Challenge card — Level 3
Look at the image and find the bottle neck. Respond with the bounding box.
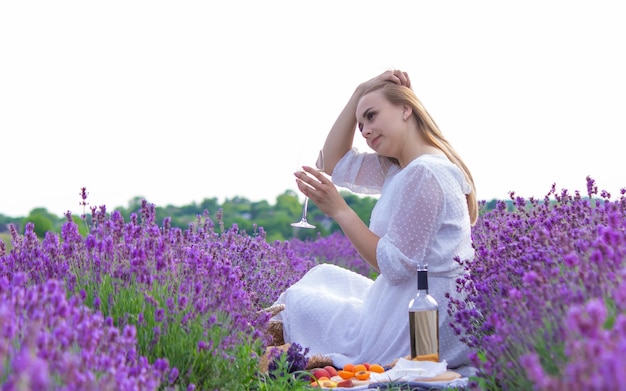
[417,269,428,293]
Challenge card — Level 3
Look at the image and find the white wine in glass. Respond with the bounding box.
[291,149,324,229]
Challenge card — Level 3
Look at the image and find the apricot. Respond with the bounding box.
[352,364,367,373]
[337,370,354,380]
[354,370,370,380]
[369,363,385,373]
[343,363,355,373]
[320,380,337,388]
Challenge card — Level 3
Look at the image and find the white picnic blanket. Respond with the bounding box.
[370,358,448,382]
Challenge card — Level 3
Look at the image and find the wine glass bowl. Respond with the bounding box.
[291,150,324,229]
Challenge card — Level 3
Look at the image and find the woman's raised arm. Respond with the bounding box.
[321,70,411,175]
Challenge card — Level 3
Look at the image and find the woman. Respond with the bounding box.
[273,70,477,369]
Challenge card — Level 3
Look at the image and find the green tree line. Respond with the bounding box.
[0,190,507,249]
[0,190,379,244]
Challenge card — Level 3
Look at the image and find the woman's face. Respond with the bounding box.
[356,90,406,156]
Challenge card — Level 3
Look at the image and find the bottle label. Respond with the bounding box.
[409,310,439,359]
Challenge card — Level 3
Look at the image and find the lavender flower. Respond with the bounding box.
[289,231,373,277]
[6,178,623,389]
[1,193,320,388]
[0,275,168,390]
[451,177,626,389]
[268,342,310,377]
[522,290,626,390]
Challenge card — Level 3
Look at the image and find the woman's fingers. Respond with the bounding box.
[293,166,346,218]
[303,166,327,180]
[294,166,326,188]
[399,71,411,88]
[390,70,411,87]
[294,166,332,198]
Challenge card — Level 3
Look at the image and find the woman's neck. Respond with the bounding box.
[398,144,444,168]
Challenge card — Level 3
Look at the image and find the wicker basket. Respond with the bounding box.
[261,303,286,346]
[258,303,334,371]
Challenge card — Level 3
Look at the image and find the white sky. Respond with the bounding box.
[1,1,625,217]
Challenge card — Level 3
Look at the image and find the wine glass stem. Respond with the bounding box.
[300,197,310,220]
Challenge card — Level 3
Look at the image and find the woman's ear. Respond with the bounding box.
[402,105,413,120]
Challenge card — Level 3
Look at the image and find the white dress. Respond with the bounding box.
[273,148,474,368]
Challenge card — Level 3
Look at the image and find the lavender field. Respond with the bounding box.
[1,177,625,390]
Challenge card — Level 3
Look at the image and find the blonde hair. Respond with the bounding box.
[362,82,479,225]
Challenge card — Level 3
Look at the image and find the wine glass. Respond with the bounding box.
[291,149,324,229]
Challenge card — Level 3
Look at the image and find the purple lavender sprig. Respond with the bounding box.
[451,177,626,389]
[289,231,373,277]
[520,269,626,390]
[1,191,321,388]
[267,342,310,377]
[0,274,168,390]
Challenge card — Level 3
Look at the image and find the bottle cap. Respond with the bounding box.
[417,270,428,290]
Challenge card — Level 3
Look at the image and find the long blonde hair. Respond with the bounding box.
[362,82,479,225]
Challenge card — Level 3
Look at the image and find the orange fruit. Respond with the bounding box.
[354,370,370,380]
[337,370,354,380]
[369,363,385,373]
[343,363,355,373]
[353,364,367,373]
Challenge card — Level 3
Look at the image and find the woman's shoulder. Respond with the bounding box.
[411,153,449,165]
[405,154,469,193]
[402,154,450,174]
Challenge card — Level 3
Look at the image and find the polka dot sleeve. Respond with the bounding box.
[376,165,444,285]
[331,148,395,194]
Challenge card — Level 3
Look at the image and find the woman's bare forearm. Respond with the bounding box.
[321,87,363,175]
[333,207,380,271]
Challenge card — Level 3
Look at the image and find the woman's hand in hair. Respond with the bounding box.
[388,69,411,88]
[358,69,411,94]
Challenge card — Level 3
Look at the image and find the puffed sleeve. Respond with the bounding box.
[376,164,444,285]
[331,148,395,195]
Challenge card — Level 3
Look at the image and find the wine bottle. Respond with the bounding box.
[408,268,439,360]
